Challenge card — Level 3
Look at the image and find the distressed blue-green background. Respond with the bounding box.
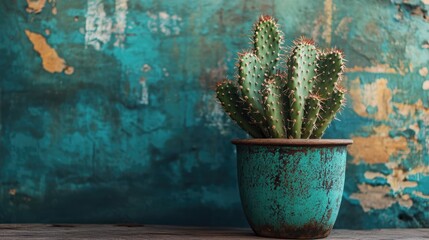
[1,0,428,228]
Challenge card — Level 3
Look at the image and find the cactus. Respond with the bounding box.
[216,80,264,138]
[216,16,346,139]
[286,39,318,138]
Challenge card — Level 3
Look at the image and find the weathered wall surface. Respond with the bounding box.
[0,0,428,228]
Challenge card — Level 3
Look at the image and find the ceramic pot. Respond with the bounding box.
[232,139,353,239]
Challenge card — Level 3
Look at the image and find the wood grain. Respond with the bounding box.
[0,225,428,239]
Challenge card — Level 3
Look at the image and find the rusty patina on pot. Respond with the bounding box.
[232,139,352,239]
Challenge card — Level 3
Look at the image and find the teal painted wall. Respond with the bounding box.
[1,0,428,228]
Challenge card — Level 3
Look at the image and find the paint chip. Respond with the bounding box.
[419,67,428,76]
[346,64,397,74]
[64,66,74,75]
[413,191,429,199]
[423,80,429,90]
[142,64,151,72]
[350,184,413,212]
[26,0,46,13]
[9,189,16,196]
[322,0,333,44]
[25,30,73,74]
[349,78,392,120]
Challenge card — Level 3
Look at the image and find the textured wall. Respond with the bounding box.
[0,0,428,228]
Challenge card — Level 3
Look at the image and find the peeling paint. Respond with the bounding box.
[138,78,149,105]
[147,11,183,36]
[419,67,428,76]
[413,191,429,199]
[25,30,72,74]
[423,80,429,90]
[346,64,397,74]
[64,66,74,75]
[350,184,413,212]
[365,166,418,193]
[322,0,333,44]
[85,0,128,50]
[113,0,128,48]
[26,0,46,13]
[393,99,429,117]
[198,94,229,136]
[3,0,429,228]
[85,0,112,50]
[349,135,409,164]
[349,78,392,120]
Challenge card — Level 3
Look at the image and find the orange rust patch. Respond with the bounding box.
[25,30,73,74]
[349,136,408,164]
[349,78,392,121]
[26,0,46,13]
[349,125,409,164]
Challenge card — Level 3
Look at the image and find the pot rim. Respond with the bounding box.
[232,138,353,146]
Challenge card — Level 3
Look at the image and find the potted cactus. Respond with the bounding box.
[216,16,352,239]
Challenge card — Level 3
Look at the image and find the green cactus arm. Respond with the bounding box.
[216,80,264,138]
[253,15,283,75]
[262,76,287,138]
[310,86,346,139]
[313,50,345,99]
[286,38,318,138]
[301,94,322,139]
[237,52,271,137]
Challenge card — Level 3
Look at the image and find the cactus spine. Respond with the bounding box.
[216,16,346,139]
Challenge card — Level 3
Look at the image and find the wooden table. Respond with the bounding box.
[0,224,428,239]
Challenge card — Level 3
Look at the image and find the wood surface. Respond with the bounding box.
[0,224,428,239]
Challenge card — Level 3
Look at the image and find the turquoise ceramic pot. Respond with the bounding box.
[232,139,352,239]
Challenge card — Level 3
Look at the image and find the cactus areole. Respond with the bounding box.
[216,16,353,239]
[216,16,347,139]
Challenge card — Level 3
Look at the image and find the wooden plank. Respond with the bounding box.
[0,224,428,239]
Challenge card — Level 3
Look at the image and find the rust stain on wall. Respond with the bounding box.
[350,184,413,212]
[25,30,73,74]
[26,0,47,13]
[349,125,409,164]
[349,78,392,120]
